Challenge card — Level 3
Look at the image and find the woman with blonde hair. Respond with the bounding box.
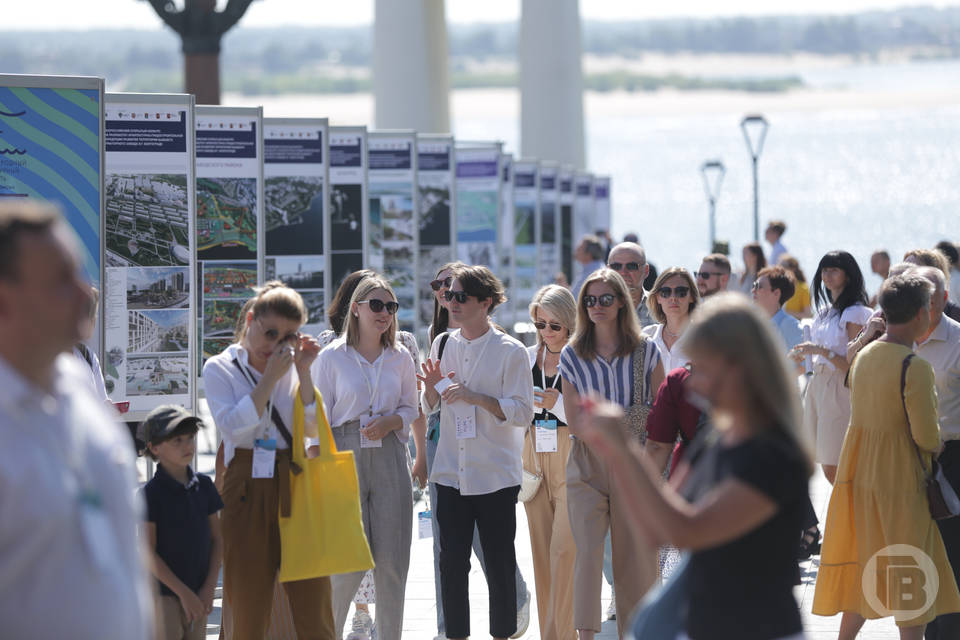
[312,275,419,640]
[558,268,665,639]
[574,293,814,640]
[643,267,701,373]
[523,284,578,640]
[202,281,331,639]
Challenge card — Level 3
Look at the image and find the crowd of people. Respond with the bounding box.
[3,199,960,640]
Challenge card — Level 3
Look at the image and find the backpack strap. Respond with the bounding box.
[438,332,451,363]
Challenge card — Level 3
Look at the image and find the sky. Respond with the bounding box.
[5,0,959,30]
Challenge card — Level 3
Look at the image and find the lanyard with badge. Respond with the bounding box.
[352,347,386,448]
[233,357,281,479]
[534,346,560,453]
[451,332,491,440]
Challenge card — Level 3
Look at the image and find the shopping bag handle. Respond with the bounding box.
[293,385,338,464]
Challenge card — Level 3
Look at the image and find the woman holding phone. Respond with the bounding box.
[202,281,330,640]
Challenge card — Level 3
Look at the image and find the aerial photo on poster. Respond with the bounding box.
[203,299,246,338]
[266,255,324,289]
[330,183,363,251]
[128,309,189,353]
[105,173,190,267]
[126,355,190,397]
[202,261,257,299]
[126,266,189,309]
[196,176,257,260]
[265,175,324,255]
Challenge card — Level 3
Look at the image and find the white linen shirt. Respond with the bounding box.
[642,323,689,374]
[423,327,535,495]
[312,336,419,442]
[918,315,960,440]
[0,354,152,640]
[811,304,872,370]
[202,342,317,467]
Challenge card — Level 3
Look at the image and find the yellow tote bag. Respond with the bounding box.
[278,387,374,582]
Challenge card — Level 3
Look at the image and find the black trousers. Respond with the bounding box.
[436,483,520,639]
[927,441,960,639]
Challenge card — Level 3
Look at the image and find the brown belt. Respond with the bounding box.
[229,448,294,518]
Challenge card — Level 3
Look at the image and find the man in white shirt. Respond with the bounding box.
[0,200,152,639]
[606,242,655,327]
[914,266,960,639]
[571,235,606,299]
[420,265,534,640]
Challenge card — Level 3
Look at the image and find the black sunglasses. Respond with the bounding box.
[534,321,564,332]
[430,276,452,291]
[657,286,691,299]
[694,271,723,280]
[443,290,470,304]
[358,299,399,314]
[608,261,643,272]
[583,293,617,308]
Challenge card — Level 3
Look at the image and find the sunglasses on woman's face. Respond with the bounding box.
[358,299,399,314]
[443,290,470,304]
[534,321,563,332]
[657,286,691,299]
[430,276,452,291]
[583,293,617,308]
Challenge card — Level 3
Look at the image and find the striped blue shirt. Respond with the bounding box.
[559,338,662,408]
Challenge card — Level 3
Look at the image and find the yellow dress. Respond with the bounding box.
[812,341,960,626]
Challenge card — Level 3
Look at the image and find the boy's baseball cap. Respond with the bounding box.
[137,404,203,450]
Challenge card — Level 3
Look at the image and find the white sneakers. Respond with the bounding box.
[346,608,374,640]
[511,590,531,639]
[606,587,617,621]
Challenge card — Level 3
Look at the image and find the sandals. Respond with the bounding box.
[797,526,821,560]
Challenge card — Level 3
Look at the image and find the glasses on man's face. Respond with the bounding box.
[255,317,299,344]
[534,320,564,332]
[430,276,452,291]
[694,271,723,280]
[358,299,400,315]
[608,261,643,272]
[751,280,766,292]
[657,286,691,299]
[443,290,470,304]
[583,293,617,308]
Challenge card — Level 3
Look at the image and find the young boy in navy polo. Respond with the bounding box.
[138,405,223,640]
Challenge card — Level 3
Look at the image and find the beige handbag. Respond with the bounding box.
[624,340,652,442]
[519,423,543,503]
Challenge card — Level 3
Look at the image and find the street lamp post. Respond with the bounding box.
[700,160,726,252]
[740,114,769,243]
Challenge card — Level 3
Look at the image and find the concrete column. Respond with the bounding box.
[519,0,586,169]
[373,0,451,133]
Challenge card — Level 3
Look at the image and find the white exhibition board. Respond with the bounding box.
[329,126,368,293]
[103,92,196,418]
[573,171,595,286]
[416,134,455,343]
[455,144,502,269]
[512,160,540,317]
[559,166,575,286]
[194,105,264,370]
[538,161,560,287]
[368,131,418,334]
[593,175,612,236]
[499,153,515,293]
[263,117,329,336]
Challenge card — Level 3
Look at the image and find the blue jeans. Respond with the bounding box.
[426,416,528,635]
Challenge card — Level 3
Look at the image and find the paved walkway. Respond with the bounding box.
[163,418,904,639]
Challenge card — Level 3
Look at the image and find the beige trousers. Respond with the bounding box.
[566,438,658,635]
[156,594,206,640]
[522,427,578,640]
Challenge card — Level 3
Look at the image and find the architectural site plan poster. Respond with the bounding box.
[416,134,454,343]
[512,160,540,319]
[455,144,501,269]
[329,126,367,291]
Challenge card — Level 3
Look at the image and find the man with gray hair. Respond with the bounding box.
[0,200,152,639]
[571,234,606,298]
[605,241,654,327]
[913,266,960,639]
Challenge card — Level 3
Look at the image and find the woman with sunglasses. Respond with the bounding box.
[521,284,579,640]
[643,267,702,374]
[558,268,665,640]
[202,281,332,639]
[313,275,419,640]
[789,250,871,484]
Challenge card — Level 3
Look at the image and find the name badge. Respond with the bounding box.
[535,419,559,453]
[454,404,477,440]
[79,491,116,573]
[252,438,277,478]
[418,511,433,539]
[359,413,382,449]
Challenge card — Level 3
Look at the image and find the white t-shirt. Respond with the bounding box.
[811,303,873,370]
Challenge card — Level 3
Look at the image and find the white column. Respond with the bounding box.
[373,0,450,133]
[519,0,586,169]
